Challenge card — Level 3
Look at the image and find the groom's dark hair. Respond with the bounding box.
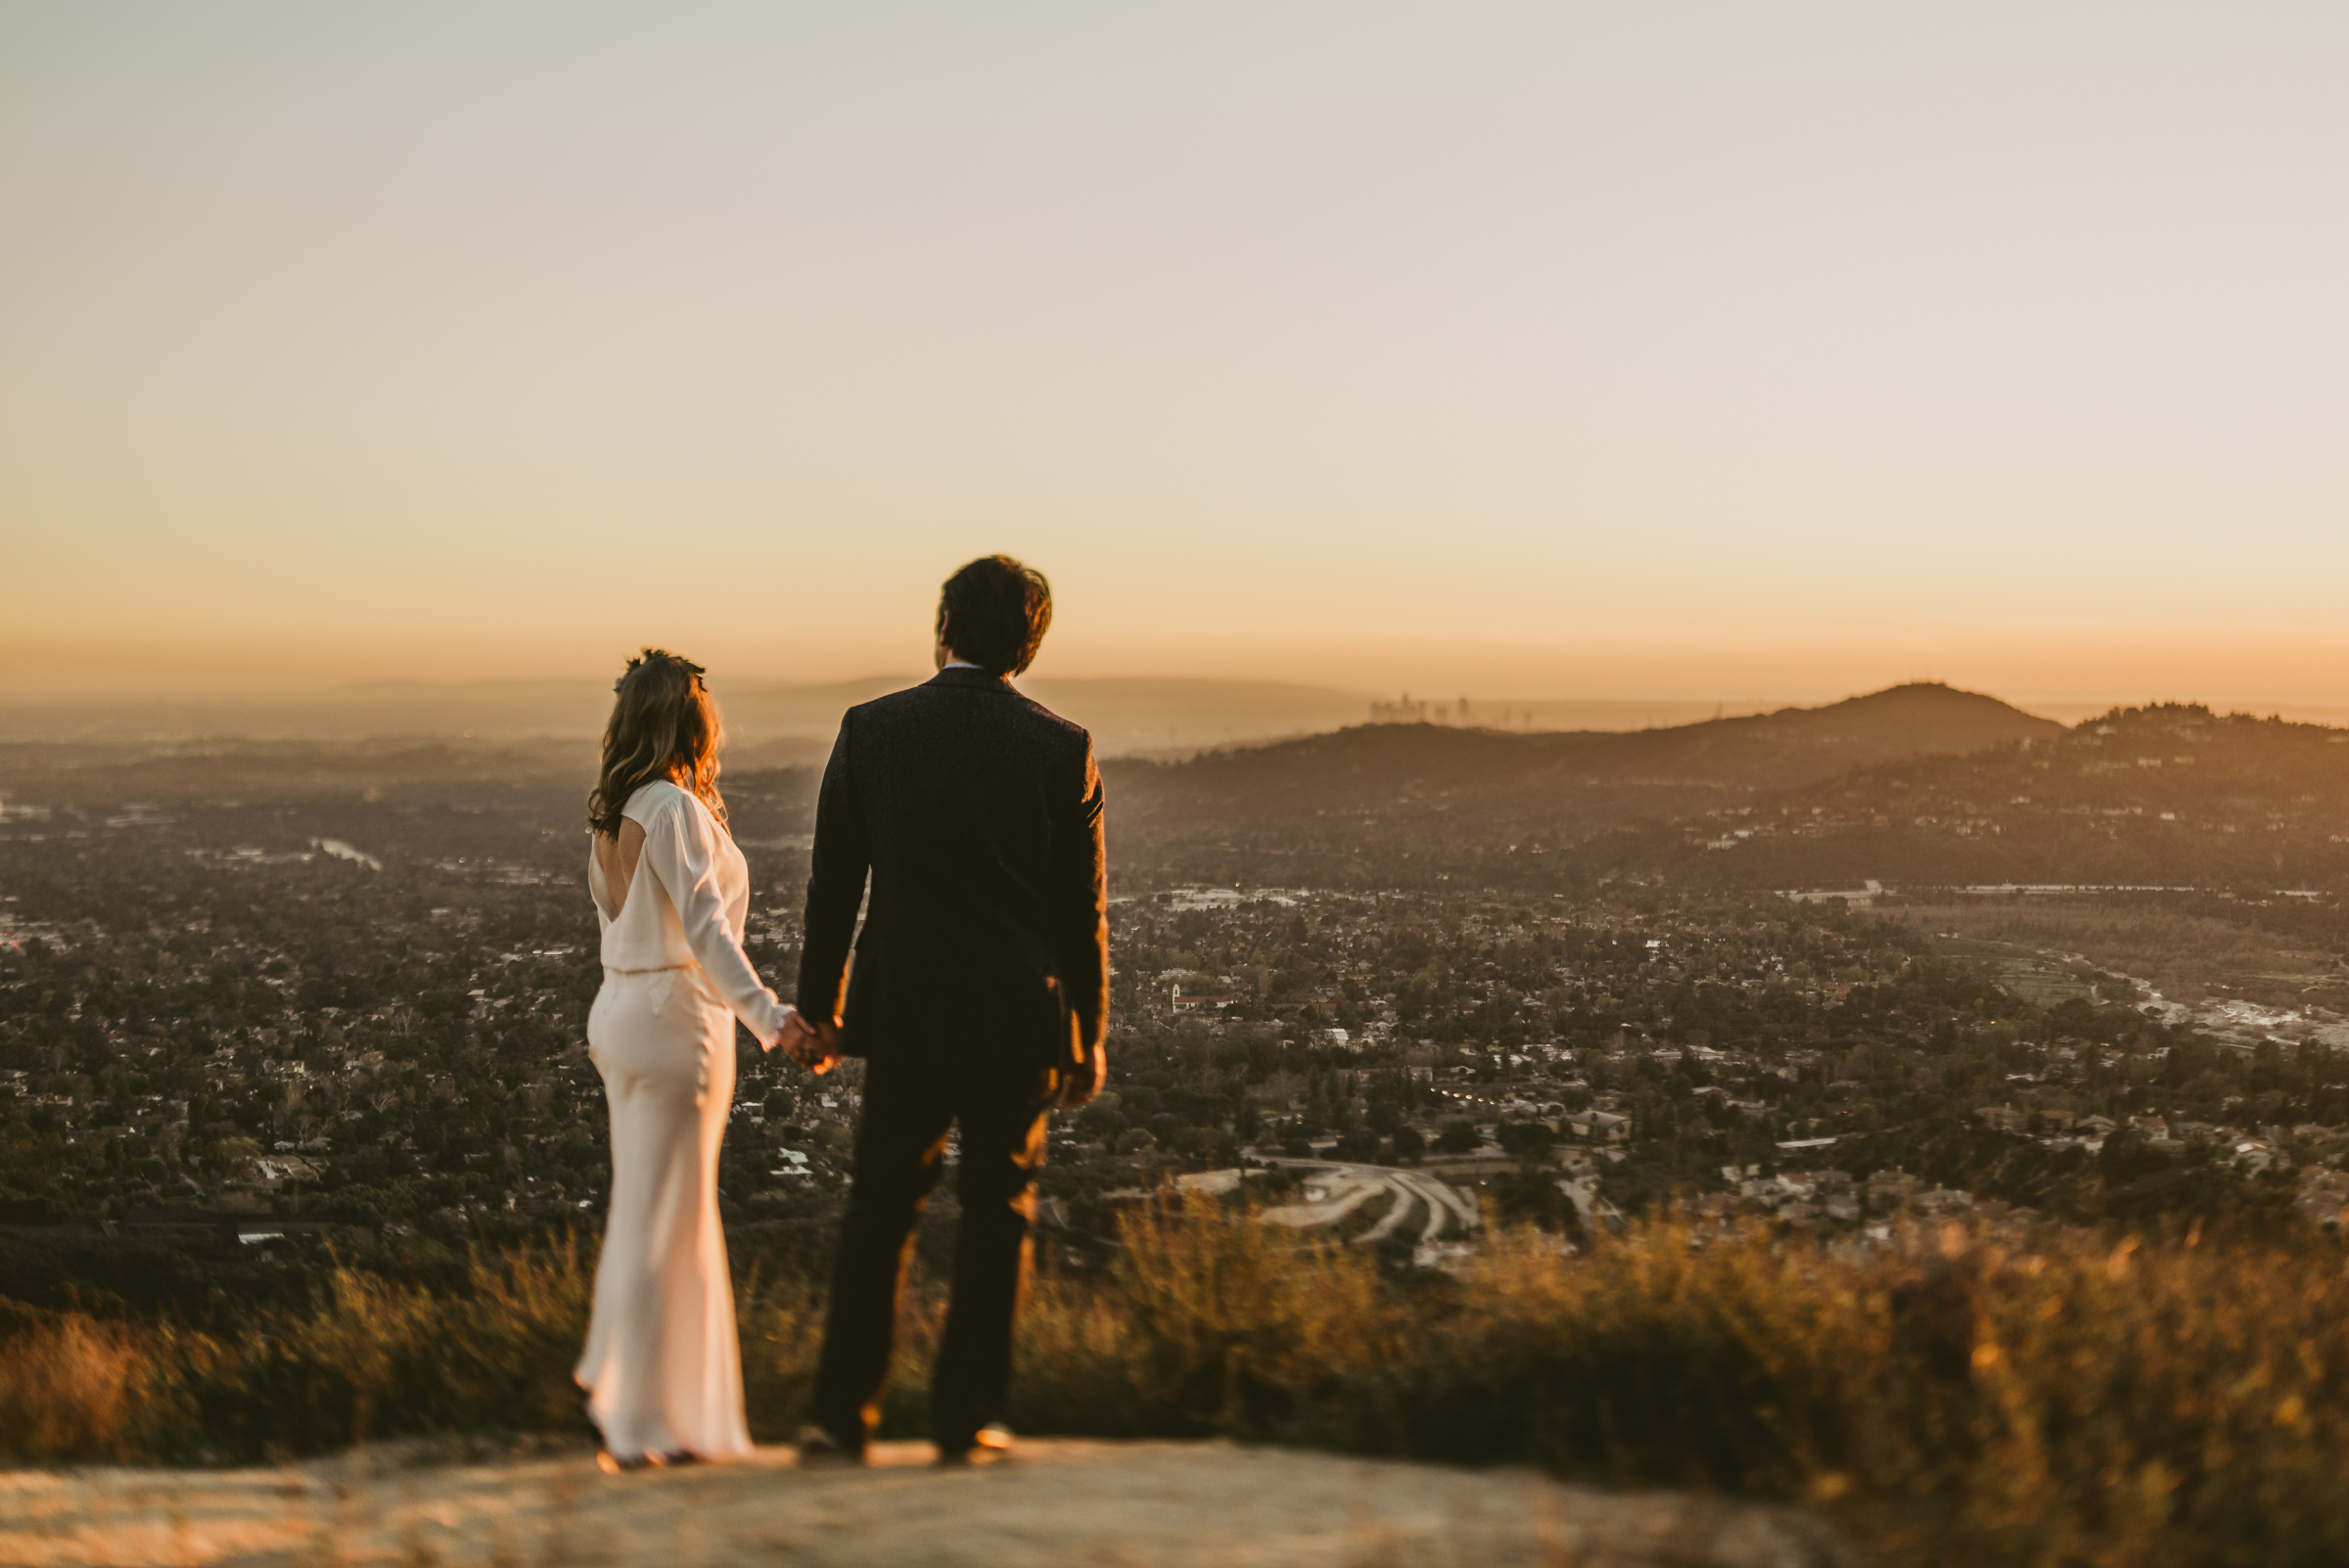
[938,556,1052,676]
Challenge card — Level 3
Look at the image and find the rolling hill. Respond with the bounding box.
[1103,683,2062,885]
[1645,701,2349,896]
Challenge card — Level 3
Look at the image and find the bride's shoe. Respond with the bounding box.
[594,1446,700,1474]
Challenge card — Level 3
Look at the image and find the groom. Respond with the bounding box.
[786,554,1109,1465]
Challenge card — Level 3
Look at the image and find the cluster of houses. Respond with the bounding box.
[1974,1101,2326,1175]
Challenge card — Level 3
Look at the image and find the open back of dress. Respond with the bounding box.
[574,781,784,1463]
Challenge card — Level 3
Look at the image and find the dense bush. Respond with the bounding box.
[7,1201,2349,1567]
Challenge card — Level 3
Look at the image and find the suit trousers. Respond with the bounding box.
[813,1048,1054,1451]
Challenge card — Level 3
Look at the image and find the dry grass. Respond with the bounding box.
[7,1199,2348,1567]
[1016,1193,1391,1439]
[1344,1219,2349,1566]
[0,1314,149,1462]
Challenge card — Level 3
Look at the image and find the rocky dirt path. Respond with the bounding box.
[1,1440,1853,1568]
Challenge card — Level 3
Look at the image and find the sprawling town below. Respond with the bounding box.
[3,702,2348,1325]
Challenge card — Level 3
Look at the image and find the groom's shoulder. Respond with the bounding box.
[853,677,1089,745]
[1000,690,1095,767]
[1007,687,1087,743]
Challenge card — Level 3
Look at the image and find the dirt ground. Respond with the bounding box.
[0,1439,1852,1568]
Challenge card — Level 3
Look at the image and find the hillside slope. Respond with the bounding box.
[1105,683,2058,884]
[1651,702,2349,895]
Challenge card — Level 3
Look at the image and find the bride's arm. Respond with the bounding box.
[645,797,787,1048]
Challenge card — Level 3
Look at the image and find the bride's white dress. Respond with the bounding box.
[576,779,785,1461]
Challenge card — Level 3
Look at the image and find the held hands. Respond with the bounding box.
[774,1003,1090,1100]
[774,1005,843,1075]
[1055,1039,1107,1112]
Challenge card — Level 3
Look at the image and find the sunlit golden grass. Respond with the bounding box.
[0,1314,149,1463]
[7,1198,2348,1566]
[0,1243,598,1462]
[1333,1218,2349,1566]
[1018,1192,1392,1439]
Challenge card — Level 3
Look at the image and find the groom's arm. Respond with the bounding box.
[1052,735,1110,1058]
[797,714,870,1030]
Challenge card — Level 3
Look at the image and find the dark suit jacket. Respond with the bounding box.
[796,667,1109,1070]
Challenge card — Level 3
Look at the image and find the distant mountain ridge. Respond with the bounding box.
[1648,700,2349,895]
[1108,683,2060,842]
[1096,688,2349,899]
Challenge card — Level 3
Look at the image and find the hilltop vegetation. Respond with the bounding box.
[7,1201,2349,1568]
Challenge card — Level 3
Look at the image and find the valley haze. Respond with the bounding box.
[12,675,2349,763]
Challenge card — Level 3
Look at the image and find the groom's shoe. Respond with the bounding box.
[935,1422,1015,1468]
[795,1424,866,1469]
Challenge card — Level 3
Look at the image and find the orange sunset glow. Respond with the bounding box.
[6,4,2347,720]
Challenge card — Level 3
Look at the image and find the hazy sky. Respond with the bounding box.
[5,3,2345,703]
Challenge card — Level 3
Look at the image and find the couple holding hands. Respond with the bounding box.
[576,555,1108,1470]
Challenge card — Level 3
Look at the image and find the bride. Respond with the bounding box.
[575,648,811,1469]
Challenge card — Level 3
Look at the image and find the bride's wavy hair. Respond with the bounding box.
[587,649,728,838]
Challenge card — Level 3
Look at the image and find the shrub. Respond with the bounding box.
[1433,1120,1481,1154]
[0,1313,153,1463]
[1495,1121,1556,1158]
[1057,1190,1387,1438]
[8,1208,2349,1566]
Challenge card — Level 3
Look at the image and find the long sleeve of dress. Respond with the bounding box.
[646,798,786,1048]
[797,715,871,1023]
